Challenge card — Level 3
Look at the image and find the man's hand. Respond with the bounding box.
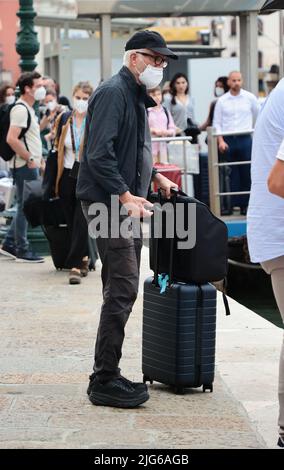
[27,160,38,169]
[153,173,179,199]
[119,191,153,218]
[218,137,229,154]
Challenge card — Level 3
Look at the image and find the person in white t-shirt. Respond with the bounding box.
[247,78,284,448]
[213,71,259,215]
[0,71,45,263]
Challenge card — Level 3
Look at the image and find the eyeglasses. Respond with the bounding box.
[136,52,168,68]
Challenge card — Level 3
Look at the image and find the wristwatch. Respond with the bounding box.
[28,156,35,163]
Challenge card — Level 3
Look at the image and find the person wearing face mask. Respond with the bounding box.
[163,73,196,138]
[213,71,260,215]
[40,89,64,153]
[0,72,45,262]
[53,81,94,285]
[77,30,178,409]
[199,76,229,132]
[0,83,16,106]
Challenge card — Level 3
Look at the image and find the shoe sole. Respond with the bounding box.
[87,383,147,396]
[0,248,17,260]
[69,278,82,284]
[15,258,45,263]
[89,391,149,408]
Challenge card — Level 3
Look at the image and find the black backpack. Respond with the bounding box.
[0,102,31,161]
[149,190,228,284]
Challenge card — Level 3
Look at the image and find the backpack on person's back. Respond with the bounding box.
[0,102,31,161]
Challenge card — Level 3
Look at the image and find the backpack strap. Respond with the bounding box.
[163,106,170,129]
[222,278,231,316]
[13,102,32,151]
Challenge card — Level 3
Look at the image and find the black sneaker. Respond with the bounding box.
[0,244,17,260]
[88,377,149,408]
[87,372,147,396]
[277,435,284,448]
[15,250,44,263]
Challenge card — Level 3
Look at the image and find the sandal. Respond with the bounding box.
[69,269,82,285]
[80,259,89,277]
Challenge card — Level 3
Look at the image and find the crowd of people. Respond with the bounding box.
[0,28,283,447]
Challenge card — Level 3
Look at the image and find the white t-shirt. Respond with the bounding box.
[9,99,42,169]
[64,126,75,169]
[276,138,284,161]
[247,78,284,263]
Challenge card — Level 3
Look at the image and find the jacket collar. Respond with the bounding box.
[119,66,156,109]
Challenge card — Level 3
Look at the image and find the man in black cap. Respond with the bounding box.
[77,30,178,408]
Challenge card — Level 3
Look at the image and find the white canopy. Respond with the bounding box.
[77,0,266,17]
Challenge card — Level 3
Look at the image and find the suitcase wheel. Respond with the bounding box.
[173,386,185,395]
[203,384,213,393]
[143,375,153,385]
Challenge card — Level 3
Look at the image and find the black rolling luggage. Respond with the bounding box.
[40,199,71,270]
[143,279,216,393]
[142,189,217,393]
[42,224,70,270]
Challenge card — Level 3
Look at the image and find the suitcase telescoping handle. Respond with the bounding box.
[153,187,179,288]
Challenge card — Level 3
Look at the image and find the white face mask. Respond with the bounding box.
[34,86,47,101]
[47,100,57,112]
[215,87,225,97]
[73,98,88,114]
[6,95,15,105]
[138,64,164,90]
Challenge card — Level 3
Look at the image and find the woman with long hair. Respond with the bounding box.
[163,73,195,136]
[54,81,95,284]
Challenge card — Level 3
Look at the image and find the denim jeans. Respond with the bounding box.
[4,164,39,252]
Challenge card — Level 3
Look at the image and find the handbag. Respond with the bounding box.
[42,111,72,200]
[184,117,201,144]
[42,148,58,200]
[167,140,199,175]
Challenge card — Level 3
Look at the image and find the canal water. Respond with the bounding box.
[227,263,283,329]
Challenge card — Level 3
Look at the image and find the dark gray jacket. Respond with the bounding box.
[76,66,156,204]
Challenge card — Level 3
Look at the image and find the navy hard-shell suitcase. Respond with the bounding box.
[142,279,216,393]
[142,188,217,393]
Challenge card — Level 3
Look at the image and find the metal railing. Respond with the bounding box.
[151,136,194,194]
[207,127,254,217]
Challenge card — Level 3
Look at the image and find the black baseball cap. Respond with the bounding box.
[125,30,178,60]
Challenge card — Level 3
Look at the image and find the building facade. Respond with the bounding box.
[0,0,20,84]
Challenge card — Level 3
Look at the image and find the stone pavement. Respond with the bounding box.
[0,246,280,449]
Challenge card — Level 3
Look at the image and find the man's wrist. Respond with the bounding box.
[119,191,132,204]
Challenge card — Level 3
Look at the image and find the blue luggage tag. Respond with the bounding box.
[158,273,169,294]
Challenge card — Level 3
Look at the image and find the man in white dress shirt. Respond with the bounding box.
[247,78,284,448]
[213,71,259,215]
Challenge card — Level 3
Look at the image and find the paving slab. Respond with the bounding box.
[0,247,278,449]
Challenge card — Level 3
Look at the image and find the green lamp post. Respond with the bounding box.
[16,0,39,72]
[1,1,50,257]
